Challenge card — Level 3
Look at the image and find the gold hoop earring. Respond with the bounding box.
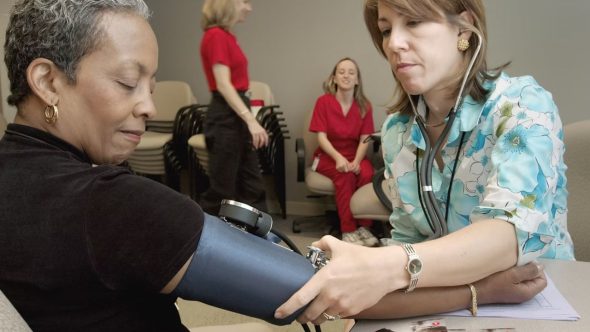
[457,38,470,52]
[44,105,59,124]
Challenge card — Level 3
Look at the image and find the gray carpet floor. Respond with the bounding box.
[177,214,348,332]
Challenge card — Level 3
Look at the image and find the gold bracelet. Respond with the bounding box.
[239,110,250,115]
[467,283,478,316]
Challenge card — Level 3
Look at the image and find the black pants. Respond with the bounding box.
[199,92,267,215]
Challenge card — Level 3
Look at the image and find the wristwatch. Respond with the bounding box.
[401,243,422,293]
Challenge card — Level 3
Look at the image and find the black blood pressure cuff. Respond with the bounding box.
[172,213,315,325]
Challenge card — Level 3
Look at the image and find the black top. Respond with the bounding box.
[0,124,203,332]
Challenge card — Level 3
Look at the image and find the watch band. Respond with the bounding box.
[402,243,421,293]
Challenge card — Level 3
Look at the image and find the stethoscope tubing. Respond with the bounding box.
[408,31,483,240]
[416,111,457,238]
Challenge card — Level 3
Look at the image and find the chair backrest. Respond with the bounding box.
[563,119,590,262]
[151,81,196,122]
[302,109,319,168]
[248,81,274,106]
[0,290,32,332]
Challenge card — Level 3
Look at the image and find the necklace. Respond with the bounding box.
[424,119,447,127]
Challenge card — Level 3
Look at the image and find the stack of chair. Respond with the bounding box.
[127,80,195,189]
[187,81,290,217]
[184,107,209,200]
[253,84,290,218]
[248,80,274,117]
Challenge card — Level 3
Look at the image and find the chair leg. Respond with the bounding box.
[374,219,392,239]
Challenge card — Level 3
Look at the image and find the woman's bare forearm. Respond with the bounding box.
[352,261,546,320]
[352,286,470,319]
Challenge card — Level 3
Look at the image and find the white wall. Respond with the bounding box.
[145,0,590,211]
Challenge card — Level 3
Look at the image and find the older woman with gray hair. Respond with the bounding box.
[0,0,199,330]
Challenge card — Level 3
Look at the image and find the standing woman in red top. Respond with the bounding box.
[199,0,268,215]
[309,57,378,247]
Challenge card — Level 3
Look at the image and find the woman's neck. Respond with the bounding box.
[335,89,354,115]
[423,91,454,123]
[335,88,354,104]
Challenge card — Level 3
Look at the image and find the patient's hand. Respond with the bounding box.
[475,262,547,305]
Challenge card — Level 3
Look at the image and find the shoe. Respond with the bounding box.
[355,227,379,247]
[341,231,365,246]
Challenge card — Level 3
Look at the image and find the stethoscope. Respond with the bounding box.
[408,31,483,240]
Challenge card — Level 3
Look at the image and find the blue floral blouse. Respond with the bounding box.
[381,73,574,264]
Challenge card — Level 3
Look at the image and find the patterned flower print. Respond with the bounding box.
[381,73,574,264]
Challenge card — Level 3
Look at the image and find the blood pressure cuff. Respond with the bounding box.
[172,213,315,325]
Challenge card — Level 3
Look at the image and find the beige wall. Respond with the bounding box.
[145,0,590,212]
[1,0,16,130]
[2,1,587,211]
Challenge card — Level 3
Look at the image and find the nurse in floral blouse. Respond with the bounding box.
[276,0,573,325]
[381,72,573,262]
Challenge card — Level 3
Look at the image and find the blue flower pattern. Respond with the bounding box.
[381,73,574,264]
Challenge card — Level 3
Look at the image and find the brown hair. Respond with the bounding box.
[363,0,508,114]
[323,57,371,117]
[201,0,238,30]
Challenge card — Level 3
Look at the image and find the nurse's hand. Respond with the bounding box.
[274,236,400,325]
[246,120,268,149]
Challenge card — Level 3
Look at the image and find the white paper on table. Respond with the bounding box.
[442,273,580,321]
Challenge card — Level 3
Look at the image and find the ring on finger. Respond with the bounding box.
[322,312,341,321]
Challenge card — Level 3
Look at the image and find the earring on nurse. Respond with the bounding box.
[457,38,470,52]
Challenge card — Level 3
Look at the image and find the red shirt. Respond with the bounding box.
[309,94,375,160]
[200,27,249,91]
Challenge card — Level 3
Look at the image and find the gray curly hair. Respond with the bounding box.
[4,0,151,106]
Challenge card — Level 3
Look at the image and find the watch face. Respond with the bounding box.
[408,258,422,274]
